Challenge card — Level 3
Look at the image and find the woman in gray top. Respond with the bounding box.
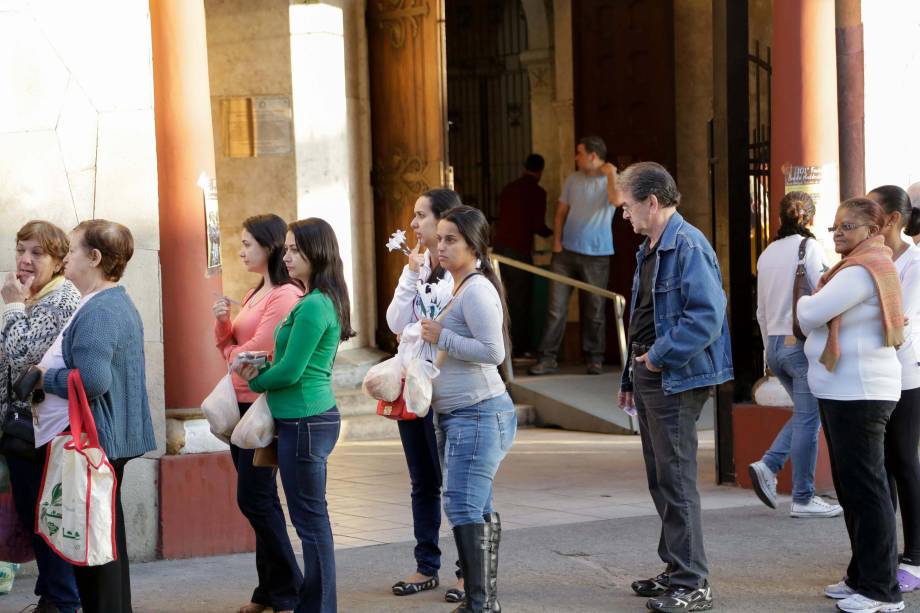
[419,206,517,613]
[34,219,156,613]
[1,220,81,613]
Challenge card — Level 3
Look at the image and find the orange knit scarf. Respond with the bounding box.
[814,235,904,371]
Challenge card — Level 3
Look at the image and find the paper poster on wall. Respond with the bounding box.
[253,96,293,156]
[198,173,221,274]
[784,163,840,263]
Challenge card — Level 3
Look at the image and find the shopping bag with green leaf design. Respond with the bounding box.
[36,370,117,566]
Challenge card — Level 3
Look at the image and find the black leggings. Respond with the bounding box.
[885,386,920,563]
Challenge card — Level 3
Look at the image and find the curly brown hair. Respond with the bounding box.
[16,220,70,276]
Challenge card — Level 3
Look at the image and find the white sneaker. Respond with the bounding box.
[748,460,777,509]
[791,495,843,518]
[836,593,905,612]
[825,580,857,599]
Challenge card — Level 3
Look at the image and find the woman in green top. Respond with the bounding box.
[236,218,354,613]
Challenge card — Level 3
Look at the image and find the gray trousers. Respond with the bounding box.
[537,249,610,362]
[633,359,710,588]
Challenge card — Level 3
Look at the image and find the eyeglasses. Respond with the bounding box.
[622,198,651,215]
[827,223,875,233]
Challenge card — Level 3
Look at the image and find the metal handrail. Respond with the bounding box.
[490,252,629,378]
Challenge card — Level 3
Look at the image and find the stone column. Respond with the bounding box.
[836,0,865,199]
[521,49,559,239]
[553,0,576,196]
[771,0,840,261]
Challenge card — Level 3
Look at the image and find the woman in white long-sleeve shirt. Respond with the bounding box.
[419,205,516,613]
[749,192,842,519]
[798,197,904,613]
[385,189,465,601]
[869,185,920,595]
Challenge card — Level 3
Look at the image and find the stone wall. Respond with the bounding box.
[0,0,163,560]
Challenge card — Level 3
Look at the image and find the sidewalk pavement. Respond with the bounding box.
[6,428,912,612]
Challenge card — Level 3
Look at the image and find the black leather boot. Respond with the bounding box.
[483,512,502,612]
[451,523,494,612]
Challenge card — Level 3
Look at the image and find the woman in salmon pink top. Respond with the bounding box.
[213,214,303,613]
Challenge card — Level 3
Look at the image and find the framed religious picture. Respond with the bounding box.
[198,173,221,273]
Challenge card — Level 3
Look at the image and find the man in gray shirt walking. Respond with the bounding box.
[529,135,619,375]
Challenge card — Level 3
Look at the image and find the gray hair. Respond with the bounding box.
[908,182,920,208]
[617,161,681,208]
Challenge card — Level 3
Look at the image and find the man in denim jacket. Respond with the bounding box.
[616,162,733,613]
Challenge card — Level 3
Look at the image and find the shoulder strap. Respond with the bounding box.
[797,237,809,263]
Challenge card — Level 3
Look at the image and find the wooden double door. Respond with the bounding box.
[367,0,448,349]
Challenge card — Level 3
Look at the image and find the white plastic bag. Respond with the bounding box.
[403,358,438,418]
[362,356,404,402]
[230,394,274,449]
[201,373,240,443]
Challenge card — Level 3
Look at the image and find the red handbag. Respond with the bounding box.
[377,379,418,421]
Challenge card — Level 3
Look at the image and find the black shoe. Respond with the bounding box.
[391,574,439,596]
[646,583,713,612]
[632,568,672,597]
[451,522,496,613]
[586,361,603,375]
[528,359,559,376]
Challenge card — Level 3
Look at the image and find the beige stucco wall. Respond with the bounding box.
[203,0,298,305]
[0,0,163,560]
[203,0,375,347]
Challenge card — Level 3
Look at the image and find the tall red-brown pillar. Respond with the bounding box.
[150,0,225,411]
[771,0,841,232]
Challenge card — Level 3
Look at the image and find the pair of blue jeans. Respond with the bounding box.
[276,407,340,613]
[6,448,80,613]
[231,402,302,611]
[398,410,453,578]
[435,393,517,526]
[761,335,821,504]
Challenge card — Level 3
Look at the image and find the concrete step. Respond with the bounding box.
[336,388,379,417]
[339,402,537,442]
[509,369,713,435]
[333,347,389,390]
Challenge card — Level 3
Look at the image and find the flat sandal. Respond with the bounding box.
[392,575,439,596]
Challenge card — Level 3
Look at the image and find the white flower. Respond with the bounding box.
[385,229,410,255]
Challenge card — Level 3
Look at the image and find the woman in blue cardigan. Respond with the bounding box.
[36,220,156,613]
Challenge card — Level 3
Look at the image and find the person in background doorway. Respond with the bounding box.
[529,136,618,376]
[492,154,553,357]
[748,192,842,519]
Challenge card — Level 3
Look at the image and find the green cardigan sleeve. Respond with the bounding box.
[248,297,327,392]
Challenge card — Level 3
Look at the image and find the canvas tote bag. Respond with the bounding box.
[36,370,117,566]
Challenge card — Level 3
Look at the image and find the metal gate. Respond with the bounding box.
[748,40,772,379]
[446,0,531,220]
